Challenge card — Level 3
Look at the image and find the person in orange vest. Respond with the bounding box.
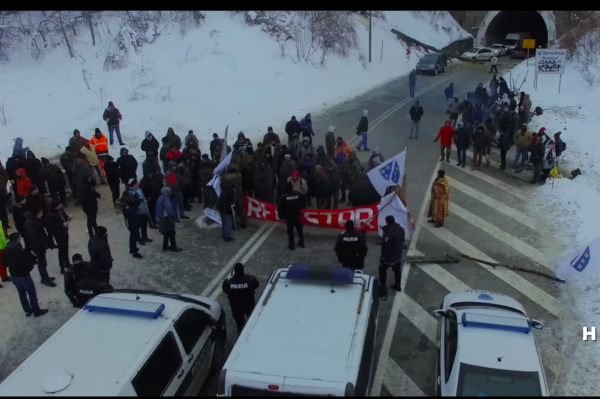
[90,128,109,182]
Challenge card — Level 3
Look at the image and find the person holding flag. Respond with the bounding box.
[366,149,406,198]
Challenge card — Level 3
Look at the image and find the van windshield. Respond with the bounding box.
[504,39,518,45]
[231,385,318,397]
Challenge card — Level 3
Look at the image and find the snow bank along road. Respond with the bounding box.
[0,63,566,395]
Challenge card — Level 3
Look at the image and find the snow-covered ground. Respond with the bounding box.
[0,11,469,169]
[504,57,600,395]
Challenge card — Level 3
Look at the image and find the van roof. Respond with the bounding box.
[0,292,221,396]
[224,265,374,384]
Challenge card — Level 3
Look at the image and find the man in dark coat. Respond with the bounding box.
[162,127,182,151]
[408,69,417,97]
[6,154,22,194]
[45,200,71,274]
[118,189,144,258]
[278,154,296,197]
[103,155,121,205]
[12,195,32,255]
[24,150,44,193]
[60,147,76,201]
[221,262,260,333]
[278,182,305,250]
[453,122,470,168]
[23,211,56,287]
[155,187,182,251]
[529,139,546,184]
[409,101,424,139]
[199,155,218,209]
[314,165,332,209]
[73,153,92,205]
[25,184,47,216]
[102,101,125,146]
[2,232,49,317]
[314,145,329,168]
[140,167,163,229]
[262,127,281,146]
[88,226,114,282]
[217,180,236,242]
[285,116,302,146]
[253,160,276,204]
[335,220,368,270]
[209,133,223,161]
[116,147,138,189]
[141,131,159,156]
[40,158,67,206]
[379,215,405,299]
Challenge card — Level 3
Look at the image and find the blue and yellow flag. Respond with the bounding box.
[391,161,401,184]
[571,246,591,272]
[379,162,393,180]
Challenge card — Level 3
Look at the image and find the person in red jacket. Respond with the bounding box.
[435,120,455,163]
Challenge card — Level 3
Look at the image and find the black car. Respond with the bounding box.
[511,47,536,60]
[416,53,448,76]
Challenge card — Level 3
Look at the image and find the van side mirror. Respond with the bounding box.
[433,309,446,319]
[531,319,544,330]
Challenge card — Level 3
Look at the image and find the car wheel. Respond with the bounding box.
[434,67,438,76]
[210,339,226,374]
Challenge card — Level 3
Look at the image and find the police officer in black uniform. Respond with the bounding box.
[64,253,92,308]
[75,267,113,306]
[277,182,305,250]
[334,220,368,270]
[379,215,405,299]
[221,263,260,334]
[118,181,144,258]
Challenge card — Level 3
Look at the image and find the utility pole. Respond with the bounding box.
[369,11,372,63]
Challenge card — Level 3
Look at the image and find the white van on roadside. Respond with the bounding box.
[0,291,227,396]
[217,264,380,397]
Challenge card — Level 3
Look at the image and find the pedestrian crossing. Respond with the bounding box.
[378,146,566,396]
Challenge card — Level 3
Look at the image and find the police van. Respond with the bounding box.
[0,291,227,396]
[433,289,549,396]
[217,264,380,396]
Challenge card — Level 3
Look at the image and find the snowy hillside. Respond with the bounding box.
[0,11,469,162]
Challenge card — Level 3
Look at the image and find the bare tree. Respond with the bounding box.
[81,65,91,89]
[92,83,112,109]
[53,11,75,58]
[0,97,11,126]
[81,11,98,46]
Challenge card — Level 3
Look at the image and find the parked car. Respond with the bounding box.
[489,44,508,56]
[433,290,549,397]
[461,47,495,61]
[416,53,448,76]
[511,47,536,60]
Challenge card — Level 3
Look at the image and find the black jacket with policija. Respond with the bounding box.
[277,191,303,221]
[221,273,260,306]
[335,229,368,269]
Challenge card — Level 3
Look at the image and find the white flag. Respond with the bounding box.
[367,149,406,196]
[556,237,600,281]
[208,151,233,197]
[377,193,412,240]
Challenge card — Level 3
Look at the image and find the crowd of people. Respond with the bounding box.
[430,76,564,183]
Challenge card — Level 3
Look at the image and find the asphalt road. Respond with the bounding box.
[0,58,571,396]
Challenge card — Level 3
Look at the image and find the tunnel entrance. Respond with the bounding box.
[484,11,548,49]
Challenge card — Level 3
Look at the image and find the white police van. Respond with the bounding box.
[217,264,379,396]
[433,289,549,396]
[0,291,227,396]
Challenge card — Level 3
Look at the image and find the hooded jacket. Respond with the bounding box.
[297,139,316,160]
[522,94,532,115]
[299,113,314,138]
[185,133,200,148]
[155,187,177,229]
[315,145,330,168]
[162,128,182,151]
[116,148,138,182]
[233,132,254,155]
[26,184,47,216]
[453,125,471,149]
[13,138,29,160]
[24,151,44,186]
[409,103,423,121]
[448,100,460,115]
[436,121,455,146]
[40,160,65,187]
[141,131,160,154]
[285,117,302,140]
[16,168,32,197]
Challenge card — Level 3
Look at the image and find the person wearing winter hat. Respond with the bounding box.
[128,178,153,245]
[141,131,159,157]
[356,110,370,152]
[116,147,138,192]
[44,199,71,274]
[102,101,124,146]
[155,186,182,252]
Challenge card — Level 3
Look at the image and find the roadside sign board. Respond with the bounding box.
[523,39,536,49]
[535,49,567,74]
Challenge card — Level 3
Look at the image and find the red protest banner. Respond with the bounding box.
[243,196,378,231]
